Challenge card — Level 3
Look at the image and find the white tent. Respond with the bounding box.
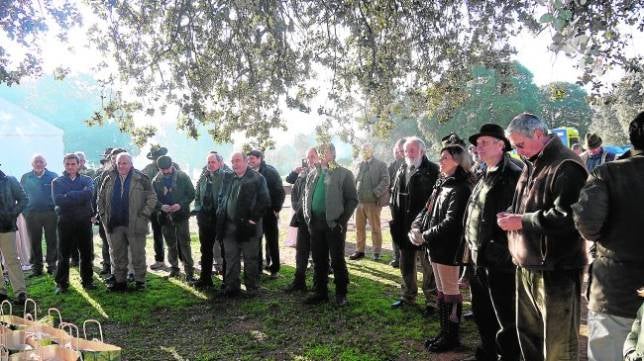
[0,98,64,177]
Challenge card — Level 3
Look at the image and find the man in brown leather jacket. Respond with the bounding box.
[498,113,587,361]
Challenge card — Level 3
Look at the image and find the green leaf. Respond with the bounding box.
[539,13,555,23]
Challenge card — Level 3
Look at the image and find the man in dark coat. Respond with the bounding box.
[387,138,406,268]
[499,113,588,361]
[52,153,96,293]
[284,147,319,292]
[464,124,522,361]
[389,137,439,315]
[573,111,644,361]
[248,149,285,278]
[0,163,29,304]
[216,152,270,296]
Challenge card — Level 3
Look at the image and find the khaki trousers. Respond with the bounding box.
[355,202,383,254]
[106,226,147,283]
[0,232,27,296]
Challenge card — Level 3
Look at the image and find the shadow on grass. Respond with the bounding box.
[19,256,476,360]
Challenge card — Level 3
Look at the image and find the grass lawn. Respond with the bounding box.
[17,223,481,361]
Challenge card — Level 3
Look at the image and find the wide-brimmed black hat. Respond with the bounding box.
[147,144,168,160]
[99,147,114,164]
[469,123,512,152]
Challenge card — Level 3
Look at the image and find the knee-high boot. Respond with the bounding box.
[424,293,447,349]
[428,301,461,353]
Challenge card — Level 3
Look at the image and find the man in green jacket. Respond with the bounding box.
[193,151,230,289]
[98,153,157,291]
[303,143,358,306]
[152,155,196,282]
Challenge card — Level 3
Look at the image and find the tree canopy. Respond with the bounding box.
[1,1,642,148]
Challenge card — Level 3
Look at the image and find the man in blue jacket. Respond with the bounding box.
[52,153,96,293]
[20,154,58,277]
[0,162,29,305]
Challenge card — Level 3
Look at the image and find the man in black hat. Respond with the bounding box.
[247,149,285,278]
[579,133,615,172]
[463,124,522,361]
[142,144,170,270]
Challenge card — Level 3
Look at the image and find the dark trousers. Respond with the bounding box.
[399,247,435,303]
[516,267,581,361]
[310,216,349,296]
[197,212,225,284]
[292,225,311,287]
[151,212,164,262]
[259,211,280,273]
[98,221,110,269]
[56,218,94,287]
[471,265,520,361]
[24,210,58,272]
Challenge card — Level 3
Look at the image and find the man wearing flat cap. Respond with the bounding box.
[152,155,196,282]
[464,124,522,361]
[580,133,615,172]
[94,147,127,278]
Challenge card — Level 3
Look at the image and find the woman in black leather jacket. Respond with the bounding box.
[411,144,473,353]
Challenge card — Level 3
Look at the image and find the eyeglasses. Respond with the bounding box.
[476,139,501,148]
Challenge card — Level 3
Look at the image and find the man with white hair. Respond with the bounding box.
[20,154,58,277]
[193,151,230,289]
[498,113,587,361]
[389,137,439,315]
[216,151,270,297]
[98,152,157,291]
[349,143,389,261]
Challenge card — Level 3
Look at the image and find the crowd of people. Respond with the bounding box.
[0,111,643,361]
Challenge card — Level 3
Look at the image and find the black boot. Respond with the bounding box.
[424,298,446,348]
[427,301,461,353]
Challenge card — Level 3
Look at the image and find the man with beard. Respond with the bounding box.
[389,137,439,315]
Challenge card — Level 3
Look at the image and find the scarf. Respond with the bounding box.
[109,170,132,231]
